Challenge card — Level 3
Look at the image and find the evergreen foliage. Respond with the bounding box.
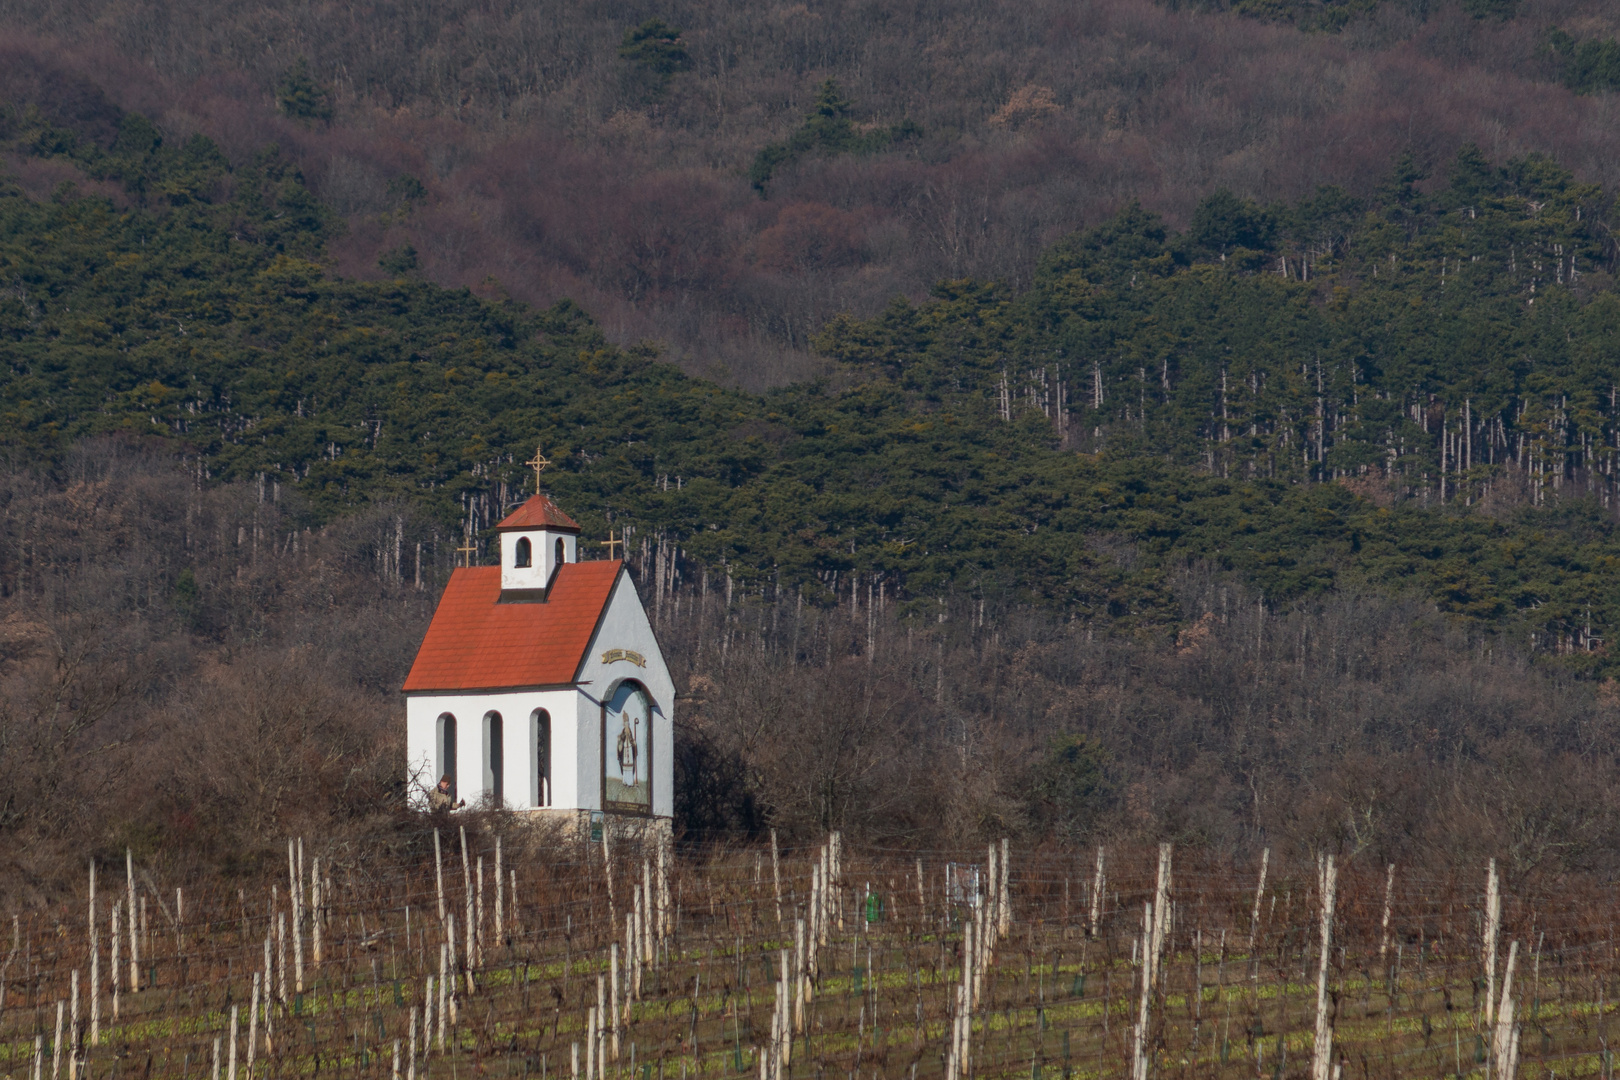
[378,244,419,276]
[618,19,693,79]
[276,59,334,123]
[6,117,1620,671]
[1546,28,1620,95]
[750,80,920,195]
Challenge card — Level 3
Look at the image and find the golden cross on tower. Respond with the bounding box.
[455,538,478,567]
[599,529,625,559]
[524,447,552,493]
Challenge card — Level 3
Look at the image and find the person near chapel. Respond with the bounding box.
[428,775,464,811]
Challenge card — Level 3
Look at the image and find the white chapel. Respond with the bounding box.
[403,492,673,828]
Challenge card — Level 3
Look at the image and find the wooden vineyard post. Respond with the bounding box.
[1492,940,1521,1080]
[656,836,670,942]
[438,942,449,1045]
[52,1000,63,1080]
[815,849,828,947]
[641,860,653,978]
[1248,848,1269,953]
[311,857,322,971]
[110,902,120,1023]
[831,831,843,930]
[998,837,1010,940]
[1310,854,1337,1080]
[771,830,782,927]
[277,913,287,1004]
[87,861,98,1047]
[68,970,78,1080]
[595,975,606,1078]
[625,909,637,1002]
[1378,864,1395,963]
[460,827,475,991]
[603,819,616,915]
[288,841,304,994]
[247,973,260,1079]
[794,918,806,1032]
[1484,859,1501,1030]
[986,843,998,946]
[125,849,139,993]
[408,1007,418,1080]
[610,943,621,1058]
[1131,844,1172,1080]
[807,865,820,990]
[1089,847,1105,938]
[778,948,792,1068]
[2,914,17,1018]
[423,976,434,1055]
[434,830,446,923]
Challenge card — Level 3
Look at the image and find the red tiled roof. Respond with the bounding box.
[494,494,580,532]
[403,561,622,691]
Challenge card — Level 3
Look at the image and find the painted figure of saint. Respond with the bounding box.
[604,681,652,809]
[617,714,639,787]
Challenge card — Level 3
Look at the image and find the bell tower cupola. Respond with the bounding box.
[494,494,580,598]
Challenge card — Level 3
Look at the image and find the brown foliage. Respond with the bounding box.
[661,561,1620,874]
[5,444,1620,895]
[0,439,436,895]
[4,0,1619,388]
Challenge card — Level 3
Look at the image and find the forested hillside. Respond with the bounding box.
[2,0,1619,386]
[8,0,1620,879]
[5,108,1620,664]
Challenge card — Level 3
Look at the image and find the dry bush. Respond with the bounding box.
[4,443,1619,894]
[659,558,1620,874]
[0,438,439,895]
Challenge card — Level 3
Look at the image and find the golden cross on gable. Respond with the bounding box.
[524,447,552,493]
[455,539,478,567]
[599,529,625,559]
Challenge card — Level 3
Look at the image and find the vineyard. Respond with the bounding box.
[0,827,1611,1080]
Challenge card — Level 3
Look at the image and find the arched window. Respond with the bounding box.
[555,538,566,567]
[436,713,457,801]
[514,537,532,568]
[531,709,551,808]
[483,711,504,806]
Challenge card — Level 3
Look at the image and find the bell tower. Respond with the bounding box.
[494,499,579,597]
[494,451,580,599]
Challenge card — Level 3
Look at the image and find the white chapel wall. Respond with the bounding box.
[575,573,675,819]
[406,687,589,811]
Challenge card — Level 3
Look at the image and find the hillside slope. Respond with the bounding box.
[5,118,1620,669]
[3,0,1619,385]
